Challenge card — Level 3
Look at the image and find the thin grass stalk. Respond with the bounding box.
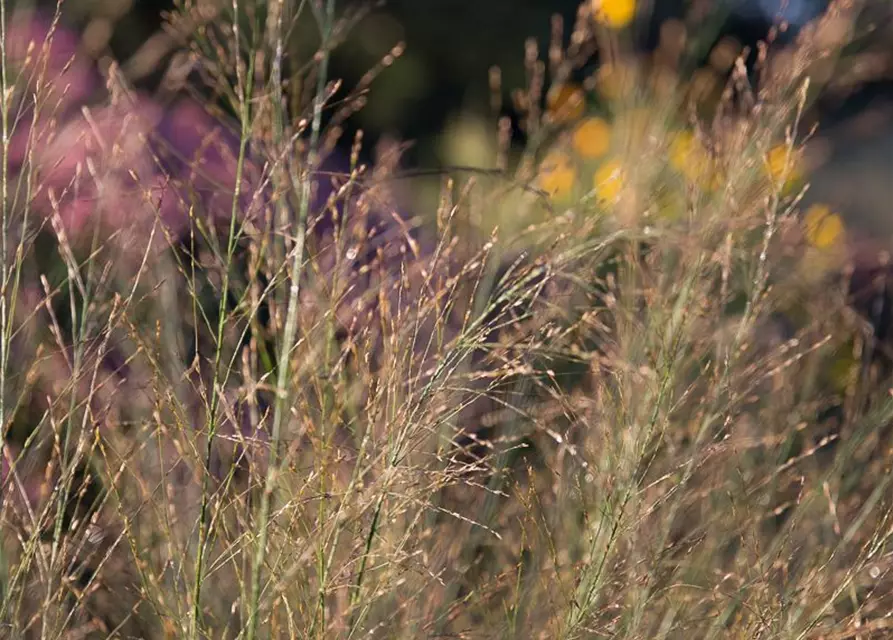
[189,3,258,635]
[563,251,704,638]
[645,87,813,586]
[246,0,336,637]
[0,3,51,621]
[0,0,12,623]
[784,403,893,640]
[47,294,124,635]
[0,0,9,487]
[43,222,95,639]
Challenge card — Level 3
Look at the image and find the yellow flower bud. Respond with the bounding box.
[669,130,721,191]
[803,203,844,249]
[593,158,625,203]
[572,117,612,158]
[539,151,577,200]
[765,143,803,191]
[593,0,636,29]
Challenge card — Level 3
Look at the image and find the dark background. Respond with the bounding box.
[49,0,842,153]
[31,0,893,232]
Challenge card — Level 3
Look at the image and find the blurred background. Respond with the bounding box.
[27,0,893,235]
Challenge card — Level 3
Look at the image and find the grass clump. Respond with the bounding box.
[0,0,892,638]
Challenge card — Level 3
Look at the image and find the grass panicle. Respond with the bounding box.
[0,0,892,638]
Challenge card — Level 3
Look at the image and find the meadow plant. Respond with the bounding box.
[0,0,892,638]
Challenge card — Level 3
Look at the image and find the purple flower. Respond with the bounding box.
[5,13,100,173]
[153,98,267,231]
[29,94,176,239]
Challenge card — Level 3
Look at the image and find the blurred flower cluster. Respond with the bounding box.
[5,12,264,248]
[520,0,886,411]
[0,11,279,520]
[0,10,444,527]
[536,3,851,268]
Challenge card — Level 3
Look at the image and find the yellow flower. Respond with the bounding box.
[572,117,612,158]
[547,83,586,124]
[803,203,844,249]
[539,151,576,200]
[669,130,720,190]
[765,143,802,190]
[593,158,625,203]
[593,0,636,29]
[669,131,703,173]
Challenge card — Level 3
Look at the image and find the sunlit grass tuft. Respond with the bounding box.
[0,1,891,638]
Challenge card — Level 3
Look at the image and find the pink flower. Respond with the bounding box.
[29,94,184,240]
[5,13,100,172]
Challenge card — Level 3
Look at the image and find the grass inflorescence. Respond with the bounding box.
[0,0,892,638]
